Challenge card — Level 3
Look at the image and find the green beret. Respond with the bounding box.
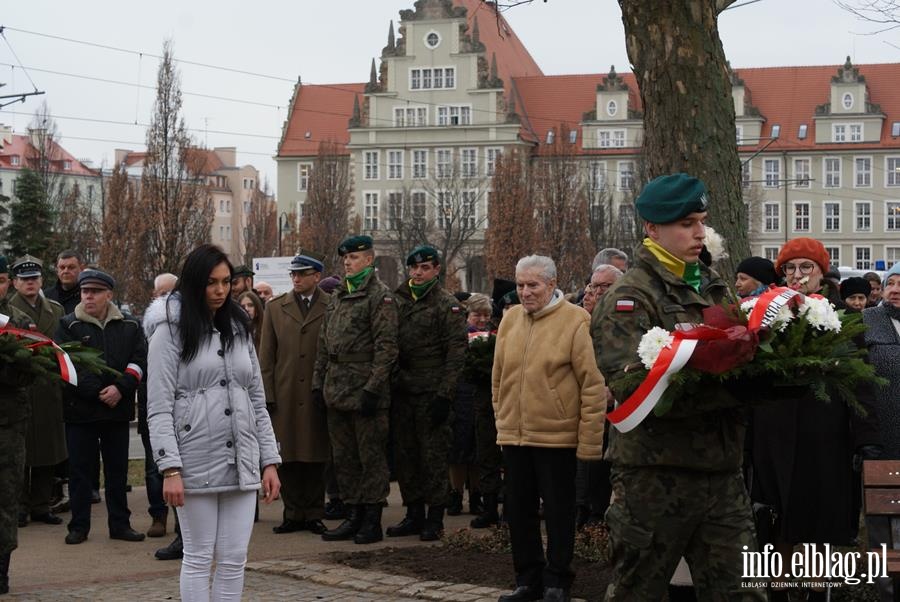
[232,264,255,278]
[635,173,709,224]
[406,245,440,266]
[0,255,7,274]
[338,235,373,256]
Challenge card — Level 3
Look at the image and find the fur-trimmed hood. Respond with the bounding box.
[143,292,180,340]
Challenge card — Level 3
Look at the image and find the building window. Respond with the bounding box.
[425,31,440,49]
[437,105,471,126]
[412,149,428,179]
[63,160,72,170]
[386,192,403,230]
[436,192,452,229]
[486,148,502,176]
[364,151,379,180]
[410,70,421,90]
[850,124,862,142]
[886,157,900,186]
[618,161,634,191]
[87,185,94,200]
[793,202,810,232]
[219,199,225,213]
[763,203,780,232]
[10,155,19,166]
[394,106,427,127]
[887,201,900,232]
[387,150,403,180]
[854,157,872,187]
[463,190,478,229]
[741,160,751,189]
[411,191,427,229]
[887,246,900,265]
[436,148,452,179]
[461,148,477,178]
[226,226,232,241]
[855,201,872,232]
[763,246,780,262]
[598,128,626,148]
[410,67,455,91]
[798,124,808,139]
[590,161,606,191]
[833,124,846,143]
[855,246,872,270]
[736,125,744,145]
[764,159,780,188]
[824,157,841,188]
[842,93,854,110]
[824,201,841,232]
[364,192,379,230]
[297,163,310,191]
[619,204,635,226]
[219,226,225,240]
[825,246,841,267]
[793,158,810,188]
[606,100,617,117]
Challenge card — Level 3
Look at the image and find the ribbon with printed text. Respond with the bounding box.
[0,312,78,386]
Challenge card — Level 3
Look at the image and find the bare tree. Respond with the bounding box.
[299,142,353,272]
[279,211,304,258]
[586,160,644,254]
[834,0,900,34]
[100,165,148,307]
[243,181,278,265]
[484,149,536,282]
[140,40,213,279]
[53,183,101,264]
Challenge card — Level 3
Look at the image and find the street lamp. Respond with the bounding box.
[277,211,289,256]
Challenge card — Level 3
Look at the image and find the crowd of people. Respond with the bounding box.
[1,172,900,602]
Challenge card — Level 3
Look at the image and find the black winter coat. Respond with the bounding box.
[55,304,147,423]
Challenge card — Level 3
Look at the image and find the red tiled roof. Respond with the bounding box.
[184,147,225,174]
[277,83,365,157]
[735,63,900,152]
[0,133,99,175]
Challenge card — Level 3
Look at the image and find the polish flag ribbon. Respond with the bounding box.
[0,312,78,386]
[745,287,802,333]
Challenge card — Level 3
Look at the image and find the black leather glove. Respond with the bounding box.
[359,390,379,417]
[312,389,326,411]
[429,396,452,429]
[852,444,884,472]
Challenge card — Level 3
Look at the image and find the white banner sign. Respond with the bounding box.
[252,256,296,297]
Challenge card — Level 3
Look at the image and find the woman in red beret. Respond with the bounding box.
[750,237,881,601]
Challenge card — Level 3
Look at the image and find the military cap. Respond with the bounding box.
[290,249,325,273]
[0,255,7,274]
[406,244,440,266]
[78,268,115,290]
[11,254,43,278]
[232,265,255,278]
[338,235,373,256]
[635,173,709,224]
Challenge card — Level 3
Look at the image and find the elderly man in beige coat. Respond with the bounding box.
[492,255,606,602]
[259,250,331,535]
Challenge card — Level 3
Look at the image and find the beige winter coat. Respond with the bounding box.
[491,293,606,460]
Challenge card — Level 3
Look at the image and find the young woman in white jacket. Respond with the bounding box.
[147,244,281,602]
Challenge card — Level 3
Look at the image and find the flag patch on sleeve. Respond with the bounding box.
[383,296,394,304]
[616,299,636,312]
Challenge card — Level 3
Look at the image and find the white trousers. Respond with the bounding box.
[176,490,257,602]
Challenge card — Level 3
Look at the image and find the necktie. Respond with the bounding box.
[303,297,310,311]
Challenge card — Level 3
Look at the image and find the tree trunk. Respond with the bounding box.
[619,0,747,275]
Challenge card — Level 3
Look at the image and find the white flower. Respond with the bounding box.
[703,226,728,263]
[740,298,758,314]
[798,296,842,332]
[740,295,794,332]
[637,327,674,370]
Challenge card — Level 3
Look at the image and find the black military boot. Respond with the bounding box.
[470,493,500,528]
[447,489,463,516]
[0,552,10,595]
[324,497,348,520]
[386,503,425,537]
[353,504,384,544]
[419,505,445,542]
[322,504,363,541]
[468,491,484,516]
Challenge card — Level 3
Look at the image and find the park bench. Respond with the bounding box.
[862,460,900,599]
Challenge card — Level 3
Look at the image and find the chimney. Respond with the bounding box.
[0,124,12,146]
[28,127,46,149]
[214,147,237,167]
[114,149,131,166]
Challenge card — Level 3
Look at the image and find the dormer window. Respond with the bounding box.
[892,122,900,137]
[63,160,72,170]
[606,100,618,117]
[771,124,781,139]
[10,155,19,166]
[546,130,555,144]
[798,124,808,140]
[842,93,854,110]
[568,130,577,144]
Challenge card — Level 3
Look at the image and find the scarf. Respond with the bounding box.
[409,277,438,301]
[643,238,701,293]
[345,266,373,293]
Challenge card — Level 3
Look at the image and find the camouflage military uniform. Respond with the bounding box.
[0,300,33,557]
[392,280,466,507]
[313,270,398,505]
[592,244,765,601]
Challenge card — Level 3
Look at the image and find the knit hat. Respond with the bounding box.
[736,256,778,286]
[635,173,709,224]
[840,277,871,300]
[884,262,900,286]
[774,237,831,275]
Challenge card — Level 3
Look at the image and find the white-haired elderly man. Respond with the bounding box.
[492,255,606,602]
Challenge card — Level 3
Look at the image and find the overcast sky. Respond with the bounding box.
[1,0,897,186]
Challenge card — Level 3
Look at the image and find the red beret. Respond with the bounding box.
[774,237,831,275]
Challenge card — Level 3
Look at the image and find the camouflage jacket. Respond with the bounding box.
[592,244,747,472]
[0,297,33,426]
[393,280,467,399]
[313,270,398,411]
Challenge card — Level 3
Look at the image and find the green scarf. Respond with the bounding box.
[345,266,374,293]
[643,238,702,293]
[409,277,437,301]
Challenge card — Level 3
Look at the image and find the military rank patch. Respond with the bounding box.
[616,299,636,312]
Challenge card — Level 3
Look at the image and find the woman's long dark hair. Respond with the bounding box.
[170,244,250,363]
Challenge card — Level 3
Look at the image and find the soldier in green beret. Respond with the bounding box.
[385,246,467,541]
[313,235,398,544]
[592,173,765,600]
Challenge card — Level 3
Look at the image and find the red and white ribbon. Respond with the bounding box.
[0,313,78,386]
[746,287,801,332]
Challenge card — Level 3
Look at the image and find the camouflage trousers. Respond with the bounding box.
[604,466,766,601]
[473,385,502,496]
[0,421,27,555]
[392,393,451,507]
[326,408,390,505]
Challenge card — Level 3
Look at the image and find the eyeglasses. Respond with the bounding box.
[781,262,817,276]
[590,282,614,292]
